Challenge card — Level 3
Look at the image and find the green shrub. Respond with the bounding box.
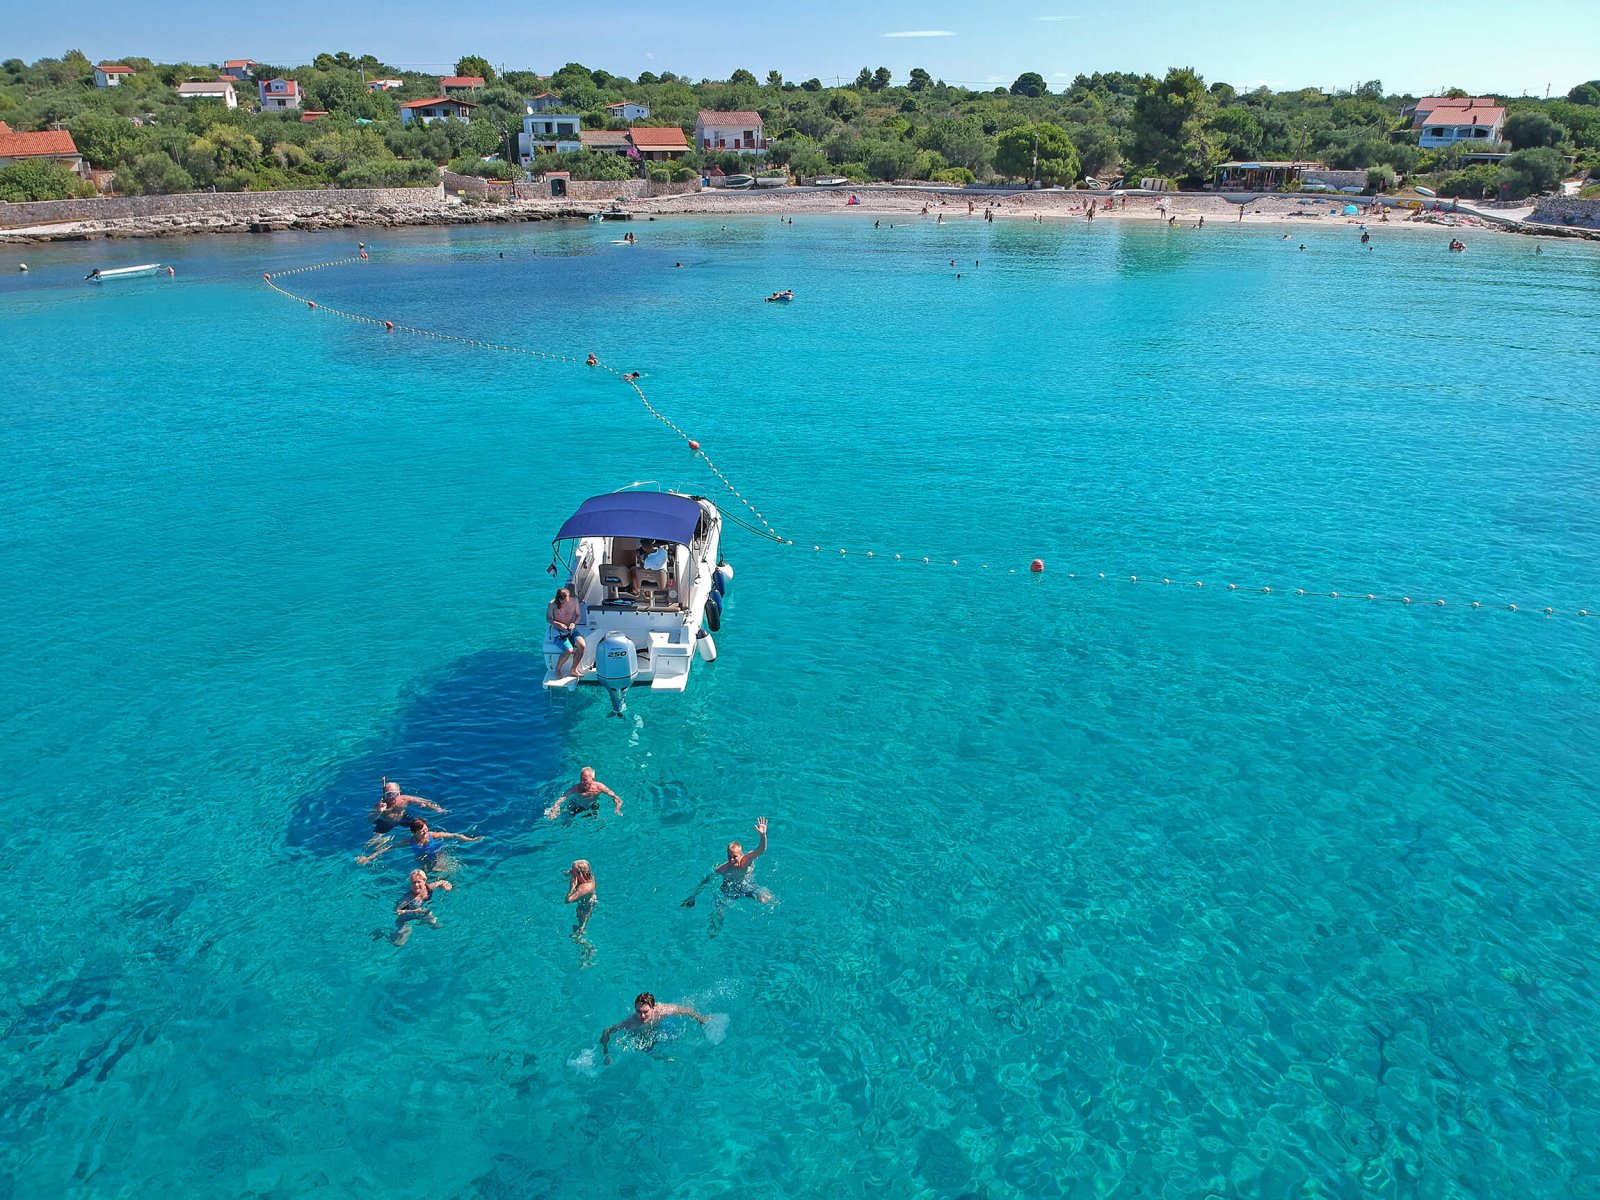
[670,163,697,182]
[647,165,671,183]
[336,158,439,188]
[1366,164,1397,193]
[929,166,975,184]
[0,159,96,200]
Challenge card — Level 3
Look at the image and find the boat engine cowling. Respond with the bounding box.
[593,631,638,714]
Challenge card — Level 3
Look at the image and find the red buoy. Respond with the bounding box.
[384,320,394,332]
[688,440,701,452]
[307,301,316,309]
[1030,559,1045,573]
[262,273,270,281]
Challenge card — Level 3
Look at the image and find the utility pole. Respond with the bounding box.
[1032,126,1040,186]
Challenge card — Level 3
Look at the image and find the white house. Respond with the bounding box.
[258,78,302,111]
[1410,96,1505,149]
[177,80,239,107]
[400,98,476,127]
[220,59,256,80]
[520,111,582,159]
[604,101,650,123]
[695,110,767,155]
[94,64,134,88]
[367,78,404,92]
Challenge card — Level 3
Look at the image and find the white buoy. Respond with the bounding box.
[696,631,717,662]
[18,264,27,272]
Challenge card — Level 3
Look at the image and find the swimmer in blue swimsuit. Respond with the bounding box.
[356,818,483,868]
[379,869,453,946]
[600,992,708,1064]
[681,817,772,934]
[370,778,446,835]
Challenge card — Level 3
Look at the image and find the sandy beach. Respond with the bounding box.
[2,183,1584,244]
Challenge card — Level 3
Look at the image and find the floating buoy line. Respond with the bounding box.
[264,255,1595,623]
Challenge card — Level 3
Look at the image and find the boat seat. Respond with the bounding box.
[598,562,630,602]
[633,568,665,593]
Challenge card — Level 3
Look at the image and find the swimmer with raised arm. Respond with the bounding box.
[600,991,707,1064]
[381,869,453,946]
[371,778,446,834]
[682,817,772,907]
[546,767,622,819]
[356,818,482,868]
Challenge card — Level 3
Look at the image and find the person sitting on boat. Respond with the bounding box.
[371,778,446,834]
[547,586,586,677]
[355,818,482,868]
[633,538,671,592]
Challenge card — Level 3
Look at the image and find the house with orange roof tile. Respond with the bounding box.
[259,78,302,111]
[440,76,485,96]
[220,59,257,81]
[401,98,476,127]
[628,125,689,161]
[94,64,134,88]
[1407,96,1505,149]
[695,111,767,155]
[0,125,87,175]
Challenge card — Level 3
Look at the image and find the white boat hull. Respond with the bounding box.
[543,494,723,697]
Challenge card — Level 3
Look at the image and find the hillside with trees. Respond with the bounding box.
[2,50,1596,202]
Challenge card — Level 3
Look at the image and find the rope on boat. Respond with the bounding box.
[261,257,786,544]
[261,257,1595,621]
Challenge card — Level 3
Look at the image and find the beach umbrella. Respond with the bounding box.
[1344,204,1359,215]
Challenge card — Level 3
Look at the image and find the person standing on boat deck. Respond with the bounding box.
[356,818,482,868]
[371,779,446,834]
[682,817,772,911]
[547,767,622,819]
[566,860,598,936]
[601,992,708,1063]
[379,869,452,946]
[548,586,585,678]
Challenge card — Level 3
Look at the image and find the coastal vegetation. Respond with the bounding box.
[2,51,1597,201]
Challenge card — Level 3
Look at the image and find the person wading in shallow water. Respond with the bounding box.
[600,992,708,1063]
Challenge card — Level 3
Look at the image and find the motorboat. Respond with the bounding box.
[722,174,754,190]
[543,487,730,713]
[86,263,164,282]
[810,176,849,188]
[754,175,789,188]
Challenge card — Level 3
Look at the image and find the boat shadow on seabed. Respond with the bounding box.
[284,648,577,865]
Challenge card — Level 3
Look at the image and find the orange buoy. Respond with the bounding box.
[688,439,700,452]
[1029,559,1044,573]
[384,321,394,331]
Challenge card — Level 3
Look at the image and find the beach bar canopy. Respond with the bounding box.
[555,492,703,545]
[1212,160,1321,191]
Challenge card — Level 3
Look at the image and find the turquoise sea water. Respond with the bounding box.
[3,214,1599,1199]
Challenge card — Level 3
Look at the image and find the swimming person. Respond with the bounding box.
[356,818,482,868]
[371,778,446,834]
[586,353,598,366]
[681,817,772,919]
[380,869,453,946]
[600,992,709,1063]
[547,586,585,678]
[546,767,622,819]
[566,859,597,936]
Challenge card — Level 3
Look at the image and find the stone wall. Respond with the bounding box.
[1529,196,1600,228]
[0,184,446,228]
[513,178,701,201]
[441,170,494,199]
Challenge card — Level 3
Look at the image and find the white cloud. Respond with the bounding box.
[881,30,955,38]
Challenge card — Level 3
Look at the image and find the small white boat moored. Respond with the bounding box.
[543,487,730,713]
[86,263,165,282]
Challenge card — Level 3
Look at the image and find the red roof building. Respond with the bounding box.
[400,98,476,127]
[440,76,485,93]
[695,111,767,154]
[0,127,86,173]
[94,64,135,87]
[628,125,689,159]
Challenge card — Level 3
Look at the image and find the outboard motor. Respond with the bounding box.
[593,630,639,715]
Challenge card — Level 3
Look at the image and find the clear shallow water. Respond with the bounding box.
[3,215,1599,1198]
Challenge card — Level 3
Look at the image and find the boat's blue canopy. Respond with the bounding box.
[554,492,702,544]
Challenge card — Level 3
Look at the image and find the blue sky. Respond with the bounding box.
[12,0,1598,97]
